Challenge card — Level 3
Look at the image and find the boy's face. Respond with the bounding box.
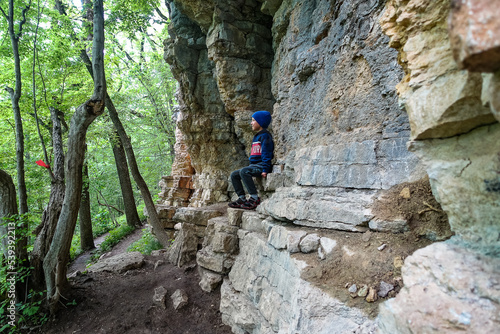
[251,118,263,131]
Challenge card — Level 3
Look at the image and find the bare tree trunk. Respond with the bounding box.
[2,0,32,304]
[43,0,106,311]
[30,107,65,291]
[79,162,95,250]
[3,0,30,216]
[0,170,18,261]
[73,3,169,246]
[106,96,170,246]
[111,131,141,227]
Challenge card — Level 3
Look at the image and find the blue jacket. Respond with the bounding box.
[249,129,274,173]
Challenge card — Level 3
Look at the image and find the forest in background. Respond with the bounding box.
[0,0,176,330]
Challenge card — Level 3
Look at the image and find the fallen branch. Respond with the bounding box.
[97,198,124,214]
[418,201,442,215]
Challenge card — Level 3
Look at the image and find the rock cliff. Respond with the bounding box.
[157,0,500,333]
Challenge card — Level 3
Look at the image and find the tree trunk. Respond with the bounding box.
[4,0,31,303]
[105,96,170,246]
[5,0,29,216]
[43,0,106,311]
[111,130,141,227]
[70,0,168,244]
[0,170,18,261]
[79,162,95,250]
[30,107,65,291]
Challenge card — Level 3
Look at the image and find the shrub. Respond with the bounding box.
[92,209,115,238]
[98,223,135,252]
[127,228,163,255]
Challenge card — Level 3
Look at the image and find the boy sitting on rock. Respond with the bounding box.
[229,110,274,210]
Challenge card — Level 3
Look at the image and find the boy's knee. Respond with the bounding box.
[240,167,253,177]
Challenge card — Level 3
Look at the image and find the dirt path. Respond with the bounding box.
[39,227,232,334]
[67,226,145,275]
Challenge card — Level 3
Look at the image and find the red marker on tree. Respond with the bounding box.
[35,160,50,169]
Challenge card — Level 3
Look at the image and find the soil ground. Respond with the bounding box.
[297,176,451,318]
[36,228,233,334]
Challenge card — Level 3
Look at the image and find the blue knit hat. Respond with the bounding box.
[252,110,272,128]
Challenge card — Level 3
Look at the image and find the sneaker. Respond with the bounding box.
[228,198,247,208]
[241,197,261,210]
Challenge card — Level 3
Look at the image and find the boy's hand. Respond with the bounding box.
[261,172,267,178]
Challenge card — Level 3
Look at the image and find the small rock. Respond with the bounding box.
[171,289,188,310]
[199,267,223,292]
[399,187,411,199]
[362,231,372,242]
[348,284,358,298]
[319,237,337,254]
[287,230,308,253]
[377,244,387,251]
[174,223,182,230]
[378,281,395,298]
[299,233,320,253]
[357,285,369,297]
[318,247,326,260]
[366,287,378,303]
[153,286,168,309]
[393,256,404,269]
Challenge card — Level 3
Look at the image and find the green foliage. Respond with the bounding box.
[127,228,162,255]
[69,232,82,261]
[92,209,116,238]
[137,203,147,221]
[98,223,135,253]
[0,216,48,332]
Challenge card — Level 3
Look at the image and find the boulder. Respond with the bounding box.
[198,266,223,292]
[166,223,199,267]
[377,242,500,333]
[88,252,144,274]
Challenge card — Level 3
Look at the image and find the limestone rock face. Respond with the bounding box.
[161,0,499,332]
[222,232,375,334]
[449,0,500,72]
[409,124,500,255]
[378,242,500,334]
[376,0,500,332]
[380,0,496,140]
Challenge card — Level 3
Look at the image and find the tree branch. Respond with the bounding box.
[155,7,169,22]
[0,5,8,19]
[97,198,124,214]
[165,1,171,17]
[17,0,33,39]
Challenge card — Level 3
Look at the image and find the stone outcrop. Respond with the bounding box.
[378,242,500,333]
[376,0,500,332]
[222,231,373,333]
[87,252,145,274]
[159,0,500,333]
[448,0,500,73]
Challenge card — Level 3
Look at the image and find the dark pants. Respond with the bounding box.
[230,165,263,197]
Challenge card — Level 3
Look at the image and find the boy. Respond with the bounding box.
[229,110,274,210]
